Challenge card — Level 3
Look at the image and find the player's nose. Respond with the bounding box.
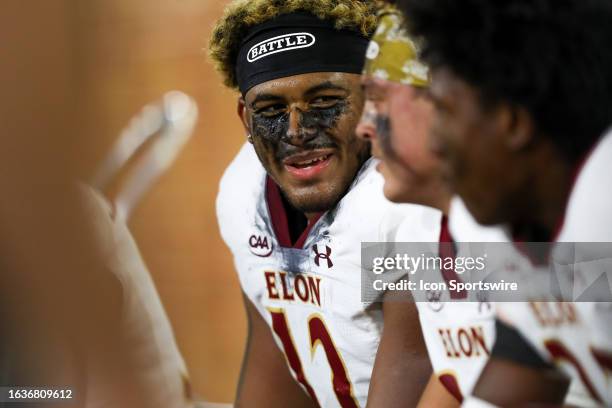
[356,101,378,142]
[284,108,315,146]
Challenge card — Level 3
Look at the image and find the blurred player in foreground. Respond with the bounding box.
[210,0,439,405]
[83,91,198,408]
[1,89,200,407]
[400,0,612,405]
[356,8,505,406]
[0,7,198,405]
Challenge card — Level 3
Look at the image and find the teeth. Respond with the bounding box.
[295,155,328,166]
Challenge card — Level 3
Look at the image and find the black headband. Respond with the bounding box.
[236,12,371,95]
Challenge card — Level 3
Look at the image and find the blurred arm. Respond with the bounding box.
[472,357,569,406]
[471,320,569,406]
[235,293,318,408]
[366,293,432,407]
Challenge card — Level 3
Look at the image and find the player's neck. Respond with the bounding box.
[513,146,573,240]
[304,212,321,222]
[432,190,451,216]
[280,192,309,244]
[416,182,452,216]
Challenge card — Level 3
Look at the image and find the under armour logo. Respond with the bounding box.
[313,245,333,268]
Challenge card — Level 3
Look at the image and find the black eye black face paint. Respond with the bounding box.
[250,100,349,161]
[376,115,399,160]
[251,112,289,143]
[299,100,348,131]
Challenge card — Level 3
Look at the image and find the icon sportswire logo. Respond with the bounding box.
[247,32,316,63]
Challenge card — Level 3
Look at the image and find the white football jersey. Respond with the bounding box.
[496,130,612,406]
[413,198,506,401]
[80,185,193,408]
[217,143,440,407]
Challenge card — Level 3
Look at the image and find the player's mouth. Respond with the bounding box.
[282,149,335,181]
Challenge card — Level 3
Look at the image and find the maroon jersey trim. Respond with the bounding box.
[439,216,467,300]
[265,176,323,249]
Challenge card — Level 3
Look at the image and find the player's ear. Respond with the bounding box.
[237,97,252,143]
[498,104,534,151]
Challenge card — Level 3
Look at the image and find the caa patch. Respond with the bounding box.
[247,32,316,63]
[249,234,273,257]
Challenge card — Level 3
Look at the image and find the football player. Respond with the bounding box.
[209,0,440,406]
[399,0,612,406]
[356,9,505,406]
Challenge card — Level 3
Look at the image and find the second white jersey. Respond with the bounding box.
[414,198,506,401]
[217,144,441,407]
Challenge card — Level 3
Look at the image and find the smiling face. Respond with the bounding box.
[356,76,449,207]
[239,72,370,215]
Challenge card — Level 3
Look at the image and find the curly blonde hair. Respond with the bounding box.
[209,0,387,90]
